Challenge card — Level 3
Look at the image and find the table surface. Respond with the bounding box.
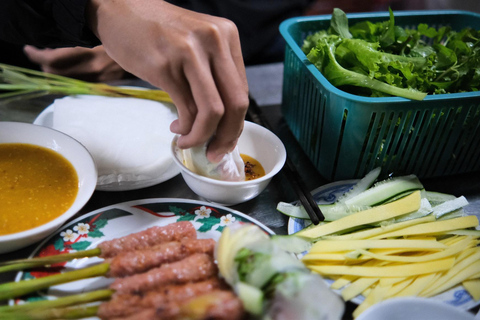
[1,62,479,318]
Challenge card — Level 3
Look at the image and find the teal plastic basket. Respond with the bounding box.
[280,10,480,181]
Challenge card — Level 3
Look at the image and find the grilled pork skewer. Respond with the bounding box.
[97,277,227,318]
[98,221,197,258]
[106,238,215,277]
[0,221,197,273]
[110,253,218,294]
[0,239,215,300]
[0,289,245,320]
[0,221,245,320]
[0,251,245,320]
[106,290,245,320]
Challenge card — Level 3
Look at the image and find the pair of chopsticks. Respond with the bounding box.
[246,97,325,225]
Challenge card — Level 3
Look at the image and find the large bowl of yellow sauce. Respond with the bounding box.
[0,122,97,253]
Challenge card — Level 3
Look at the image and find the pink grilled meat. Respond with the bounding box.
[106,238,215,277]
[109,253,218,294]
[105,290,245,320]
[97,277,227,319]
[98,221,197,258]
[171,290,245,320]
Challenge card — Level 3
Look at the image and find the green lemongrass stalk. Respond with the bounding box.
[0,289,113,314]
[0,63,172,103]
[0,305,99,320]
[0,248,101,274]
[0,263,110,301]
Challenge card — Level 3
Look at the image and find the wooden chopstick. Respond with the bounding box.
[246,97,324,225]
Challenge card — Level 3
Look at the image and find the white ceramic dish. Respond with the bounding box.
[34,95,180,191]
[12,198,275,313]
[172,121,287,206]
[287,180,480,312]
[0,122,97,254]
[356,297,475,320]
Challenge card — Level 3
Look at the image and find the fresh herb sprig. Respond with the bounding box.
[0,63,172,103]
[303,8,480,99]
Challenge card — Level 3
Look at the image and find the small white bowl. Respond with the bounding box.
[356,297,475,320]
[172,121,286,206]
[0,122,97,253]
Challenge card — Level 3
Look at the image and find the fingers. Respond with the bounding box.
[85,0,250,159]
[175,47,224,150]
[205,20,249,162]
[24,46,87,68]
[23,45,125,82]
[179,26,248,162]
[162,15,249,160]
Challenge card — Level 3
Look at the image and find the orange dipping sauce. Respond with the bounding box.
[0,143,78,235]
[241,154,266,181]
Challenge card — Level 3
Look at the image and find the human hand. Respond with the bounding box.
[23,45,126,82]
[86,0,249,162]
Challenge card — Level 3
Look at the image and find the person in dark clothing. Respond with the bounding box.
[0,0,312,162]
[0,0,311,163]
[5,0,311,82]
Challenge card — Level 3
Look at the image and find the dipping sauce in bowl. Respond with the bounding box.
[0,122,97,254]
[0,143,79,235]
[241,154,266,181]
[172,121,286,206]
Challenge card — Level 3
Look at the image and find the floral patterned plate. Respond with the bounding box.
[287,181,480,312]
[12,198,274,315]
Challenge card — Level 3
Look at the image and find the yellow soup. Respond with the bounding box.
[241,154,266,181]
[0,143,79,235]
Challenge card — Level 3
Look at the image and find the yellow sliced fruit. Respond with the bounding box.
[371,215,478,239]
[309,257,455,278]
[309,239,446,253]
[295,191,421,239]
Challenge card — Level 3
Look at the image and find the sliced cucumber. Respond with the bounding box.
[276,202,363,221]
[436,209,465,221]
[335,167,381,203]
[424,191,457,207]
[394,198,433,222]
[343,174,423,208]
[271,234,312,254]
[276,167,381,221]
[277,169,424,223]
[236,281,264,315]
[432,196,469,218]
[276,202,310,220]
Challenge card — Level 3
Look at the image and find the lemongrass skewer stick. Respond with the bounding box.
[0,251,215,301]
[0,289,113,314]
[0,222,198,274]
[0,249,101,274]
[0,63,173,103]
[0,305,99,320]
[0,263,110,301]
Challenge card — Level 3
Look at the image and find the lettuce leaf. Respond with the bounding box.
[302,8,480,98]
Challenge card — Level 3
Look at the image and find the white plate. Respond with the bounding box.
[13,198,275,317]
[287,181,480,311]
[34,96,180,191]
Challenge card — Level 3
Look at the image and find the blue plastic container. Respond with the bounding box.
[280,10,480,181]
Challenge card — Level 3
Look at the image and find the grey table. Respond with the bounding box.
[1,62,479,318]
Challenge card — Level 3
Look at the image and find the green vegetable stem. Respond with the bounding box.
[302,8,480,98]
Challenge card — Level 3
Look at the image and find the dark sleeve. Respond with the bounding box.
[168,0,313,65]
[0,0,100,48]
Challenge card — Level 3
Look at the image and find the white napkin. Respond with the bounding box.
[52,95,178,185]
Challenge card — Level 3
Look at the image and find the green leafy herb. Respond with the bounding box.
[302,8,480,99]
